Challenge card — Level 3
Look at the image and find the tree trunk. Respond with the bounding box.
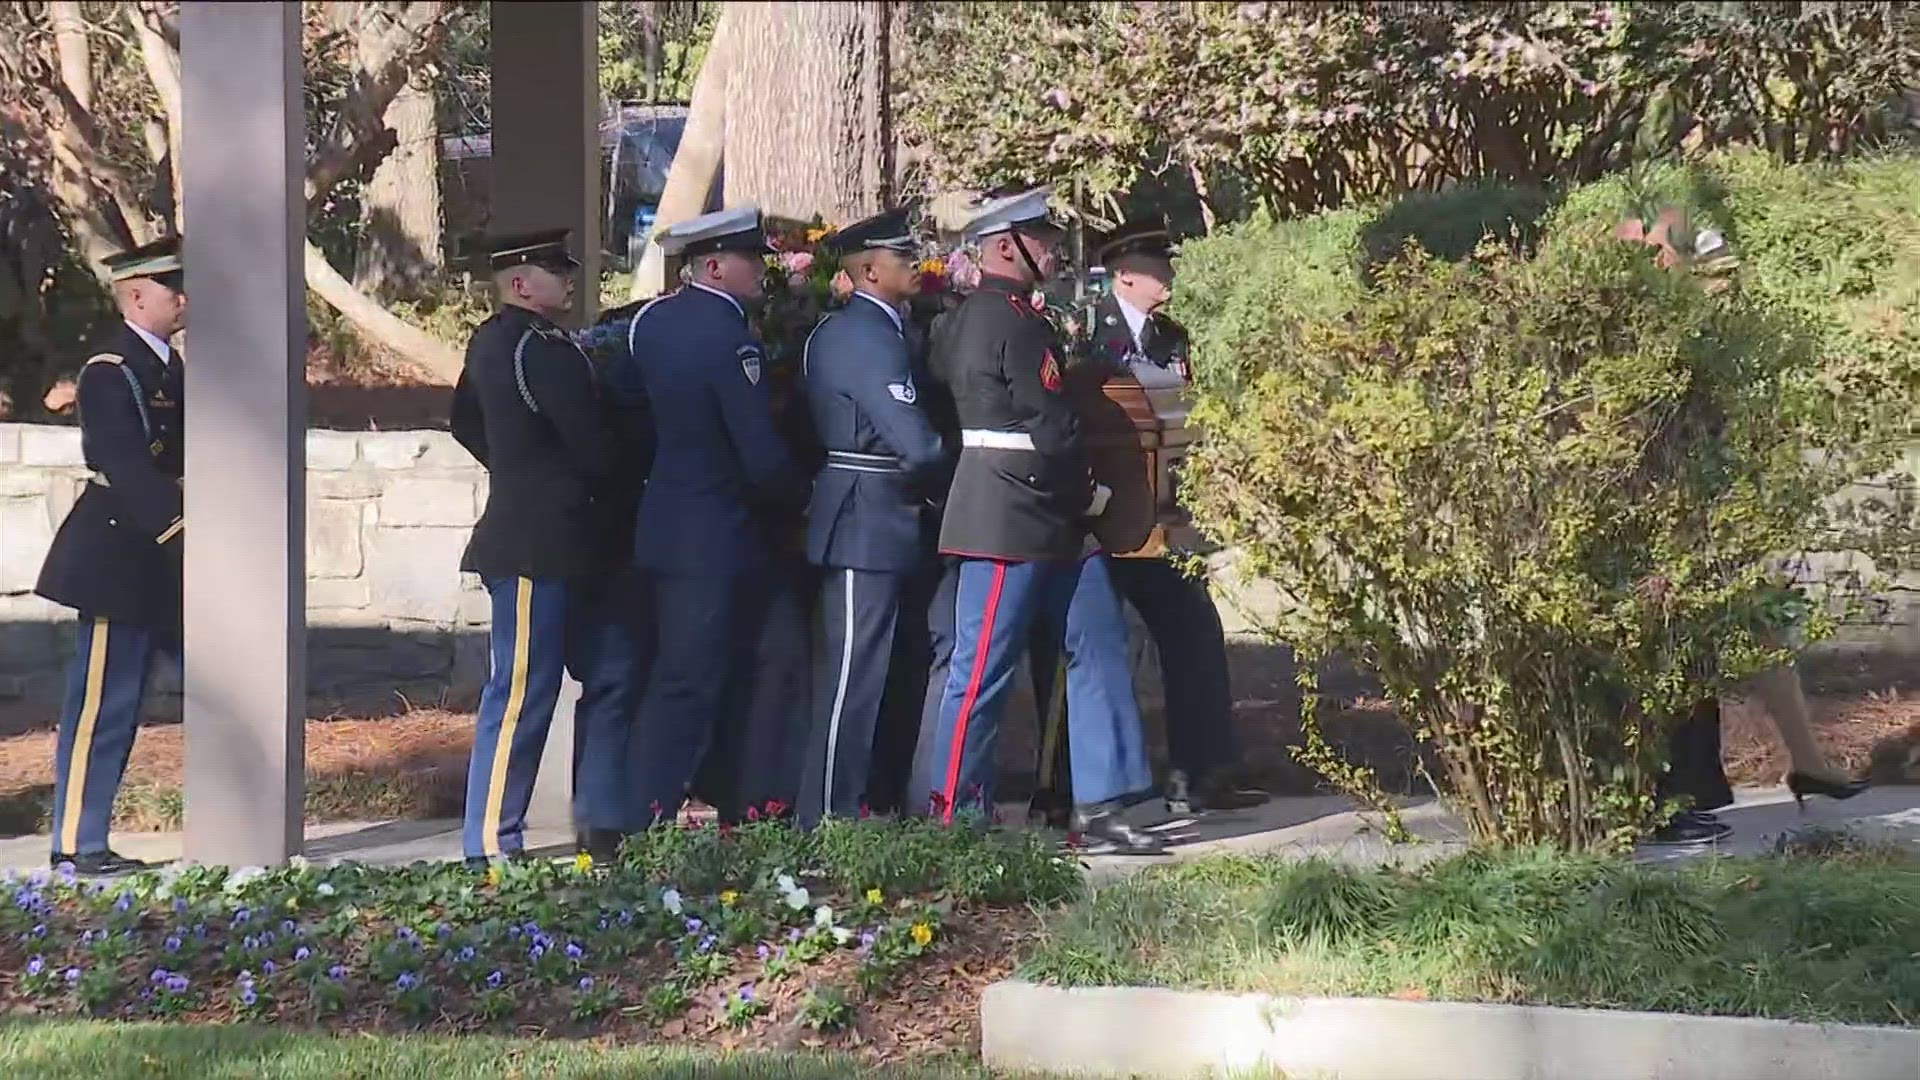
[721,1,889,225]
[641,0,663,102]
[46,2,91,111]
[354,80,443,300]
[352,3,444,302]
[305,240,461,382]
[628,4,733,300]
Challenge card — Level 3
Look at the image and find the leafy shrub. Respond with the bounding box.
[902,2,1919,219]
[1179,157,1918,850]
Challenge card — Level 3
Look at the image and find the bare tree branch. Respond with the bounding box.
[128,2,184,230]
[305,238,461,382]
[305,1,452,208]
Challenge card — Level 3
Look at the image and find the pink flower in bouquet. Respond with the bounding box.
[780,250,815,275]
[945,250,980,291]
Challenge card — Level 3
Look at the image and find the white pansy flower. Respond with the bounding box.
[830,926,853,946]
[784,887,810,911]
[315,882,336,897]
[662,888,684,915]
[813,905,835,928]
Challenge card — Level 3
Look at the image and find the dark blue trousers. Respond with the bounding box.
[463,574,649,859]
[51,617,173,856]
[798,566,932,825]
[1103,557,1238,781]
[570,570,655,833]
[924,555,1152,821]
[692,563,811,822]
[907,556,960,815]
[1026,555,1155,807]
[629,570,762,825]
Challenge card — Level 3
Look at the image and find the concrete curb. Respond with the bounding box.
[981,981,1920,1079]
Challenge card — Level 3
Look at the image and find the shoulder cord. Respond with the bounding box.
[86,356,154,443]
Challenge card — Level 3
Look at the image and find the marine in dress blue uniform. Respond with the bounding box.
[452,229,637,865]
[618,208,809,826]
[1031,221,1269,820]
[794,207,947,826]
[35,238,188,876]
[920,189,1162,853]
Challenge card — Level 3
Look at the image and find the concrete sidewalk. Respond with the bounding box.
[2,785,1915,876]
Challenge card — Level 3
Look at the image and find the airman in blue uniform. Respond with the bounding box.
[617,207,809,825]
[35,237,187,876]
[794,207,947,826]
[452,228,641,867]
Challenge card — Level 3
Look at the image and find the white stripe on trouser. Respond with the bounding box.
[822,568,857,814]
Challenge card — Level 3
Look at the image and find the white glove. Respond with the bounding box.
[1087,482,1113,518]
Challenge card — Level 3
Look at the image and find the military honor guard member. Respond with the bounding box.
[452,229,642,866]
[619,207,809,826]
[1032,221,1270,817]
[794,206,948,826]
[919,188,1163,852]
[34,238,187,875]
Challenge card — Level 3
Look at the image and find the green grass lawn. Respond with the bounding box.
[0,1019,1033,1079]
[1022,838,1920,1026]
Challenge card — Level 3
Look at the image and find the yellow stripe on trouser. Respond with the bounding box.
[1035,656,1070,791]
[59,618,112,854]
[481,578,535,857]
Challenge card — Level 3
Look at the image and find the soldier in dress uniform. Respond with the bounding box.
[1029,221,1270,819]
[618,207,809,826]
[794,206,947,826]
[35,237,187,876]
[919,188,1162,852]
[452,228,643,867]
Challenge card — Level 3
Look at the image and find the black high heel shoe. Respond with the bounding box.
[1785,771,1869,811]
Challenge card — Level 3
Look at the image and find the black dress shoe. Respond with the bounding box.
[576,828,623,865]
[1071,806,1167,855]
[51,850,153,877]
[1165,770,1270,814]
[1647,811,1733,846]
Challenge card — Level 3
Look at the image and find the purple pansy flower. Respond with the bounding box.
[25,956,44,977]
[486,970,504,989]
[262,960,277,976]
[164,974,189,994]
[393,972,419,992]
[65,967,81,984]
[756,943,771,960]
[577,976,594,992]
[565,942,584,960]
[294,946,311,962]
[739,983,756,1002]
[233,907,252,924]
[327,965,347,981]
[164,935,182,953]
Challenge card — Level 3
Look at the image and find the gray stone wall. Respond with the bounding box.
[3,421,1915,726]
[1,424,493,719]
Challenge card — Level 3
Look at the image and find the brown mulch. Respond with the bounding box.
[1,689,1914,838]
[0,710,474,836]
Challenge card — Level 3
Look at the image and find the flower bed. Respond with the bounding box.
[0,816,1078,1057]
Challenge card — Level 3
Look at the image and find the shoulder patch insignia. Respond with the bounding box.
[737,343,763,386]
[886,379,917,405]
[85,353,125,367]
[1040,350,1063,393]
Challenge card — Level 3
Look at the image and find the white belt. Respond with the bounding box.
[960,429,1035,451]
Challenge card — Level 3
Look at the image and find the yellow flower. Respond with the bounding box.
[865,888,884,906]
[920,257,947,276]
[486,864,502,887]
[910,922,934,948]
[574,851,594,873]
[720,889,740,907]
[806,226,832,243]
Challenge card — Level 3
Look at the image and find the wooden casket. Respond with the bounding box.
[1065,368,1198,558]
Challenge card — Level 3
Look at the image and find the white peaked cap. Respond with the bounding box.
[962,187,1057,241]
[654,206,767,256]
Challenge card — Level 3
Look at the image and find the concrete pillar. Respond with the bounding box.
[491,1,602,325]
[179,1,306,865]
[491,1,600,835]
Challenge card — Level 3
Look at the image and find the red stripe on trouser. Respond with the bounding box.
[942,561,1007,824]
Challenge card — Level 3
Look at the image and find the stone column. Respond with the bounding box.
[179,1,306,865]
[490,1,603,325]
[491,1,601,836]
